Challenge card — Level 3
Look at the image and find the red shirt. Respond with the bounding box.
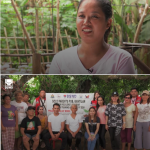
[91,100,97,109]
[131,95,141,106]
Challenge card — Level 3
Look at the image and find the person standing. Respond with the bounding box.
[96,96,107,150]
[10,90,28,150]
[1,94,18,150]
[105,92,126,150]
[23,93,32,106]
[85,107,100,150]
[66,104,83,150]
[134,90,150,150]
[43,103,67,150]
[121,93,135,150]
[20,106,41,150]
[91,91,100,109]
[130,87,141,147]
[33,90,47,116]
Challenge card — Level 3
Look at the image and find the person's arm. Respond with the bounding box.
[74,123,82,135]
[1,112,6,132]
[55,121,65,139]
[66,124,73,134]
[94,123,100,138]
[35,126,41,140]
[48,122,56,140]
[122,116,125,130]
[15,110,18,131]
[44,116,48,129]
[32,99,36,107]
[133,106,138,131]
[85,123,91,141]
[105,116,109,130]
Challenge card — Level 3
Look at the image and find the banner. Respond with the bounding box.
[46,93,94,120]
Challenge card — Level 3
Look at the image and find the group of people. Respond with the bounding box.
[1,88,150,150]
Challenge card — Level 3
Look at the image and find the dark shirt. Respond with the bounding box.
[20,116,41,136]
[85,116,100,133]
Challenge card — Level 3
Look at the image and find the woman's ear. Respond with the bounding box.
[106,18,112,30]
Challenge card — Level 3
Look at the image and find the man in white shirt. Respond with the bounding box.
[43,103,67,150]
[66,104,82,150]
[33,90,47,116]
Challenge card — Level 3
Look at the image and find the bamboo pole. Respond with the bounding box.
[44,31,50,62]
[68,35,73,47]
[55,0,60,53]
[65,29,72,47]
[134,0,149,43]
[11,0,36,54]
[4,27,11,64]
[13,29,20,63]
[36,9,40,51]
[75,30,80,45]
[59,30,64,50]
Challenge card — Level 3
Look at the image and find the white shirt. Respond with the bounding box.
[49,45,135,74]
[33,99,47,115]
[125,104,135,128]
[10,100,28,124]
[48,114,65,131]
[137,103,150,122]
[66,114,83,132]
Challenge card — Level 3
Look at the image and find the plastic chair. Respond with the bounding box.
[49,138,62,149]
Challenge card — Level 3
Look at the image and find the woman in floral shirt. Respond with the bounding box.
[105,92,126,150]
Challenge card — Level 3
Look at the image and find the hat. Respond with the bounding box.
[142,90,150,96]
[27,106,35,111]
[112,91,118,96]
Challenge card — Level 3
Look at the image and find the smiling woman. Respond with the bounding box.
[49,0,135,74]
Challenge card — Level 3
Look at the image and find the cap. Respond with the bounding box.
[112,91,118,96]
[27,106,35,111]
[142,90,150,96]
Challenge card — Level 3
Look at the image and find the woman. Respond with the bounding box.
[134,90,150,150]
[96,96,107,150]
[105,92,126,150]
[37,106,48,148]
[66,104,82,150]
[91,91,100,109]
[121,93,135,150]
[10,90,28,150]
[85,107,100,150]
[49,0,135,74]
[1,94,18,150]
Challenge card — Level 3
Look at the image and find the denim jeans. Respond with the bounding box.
[84,132,99,150]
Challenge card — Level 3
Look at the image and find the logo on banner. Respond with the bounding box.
[72,95,76,98]
[67,95,71,98]
[85,95,89,98]
[5,79,13,89]
[57,94,61,98]
[64,95,66,98]
[51,94,54,98]
[79,95,83,98]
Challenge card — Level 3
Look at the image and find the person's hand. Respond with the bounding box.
[122,124,125,130]
[51,134,56,140]
[105,124,109,130]
[91,135,95,141]
[55,133,60,140]
[2,126,6,132]
[35,134,39,140]
[148,126,150,132]
[88,135,91,141]
[15,125,19,131]
[71,131,74,137]
[133,125,136,131]
[73,132,77,138]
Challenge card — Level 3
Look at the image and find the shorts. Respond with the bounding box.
[25,134,40,139]
[15,125,22,138]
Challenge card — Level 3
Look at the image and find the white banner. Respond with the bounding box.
[46,93,94,120]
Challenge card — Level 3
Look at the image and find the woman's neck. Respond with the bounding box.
[142,100,147,104]
[113,102,118,105]
[16,100,21,103]
[4,104,11,107]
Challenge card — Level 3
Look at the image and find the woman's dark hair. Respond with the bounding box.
[3,94,11,100]
[124,93,132,99]
[37,106,43,111]
[93,91,100,101]
[88,107,97,123]
[96,96,105,110]
[140,94,150,104]
[78,0,112,43]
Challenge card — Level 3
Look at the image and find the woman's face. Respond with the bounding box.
[97,97,104,106]
[142,94,149,101]
[89,108,96,116]
[124,95,131,103]
[38,107,43,114]
[4,96,11,105]
[76,0,112,44]
[16,93,23,101]
[95,93,100,100]
[111,95,118,103]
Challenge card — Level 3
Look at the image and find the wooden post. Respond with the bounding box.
[4,27,11,64]
[32,53,41,74]
[11,0,36,54]
[59,30,64,50]
[36,9,40,51]
[55,0,60,53]
[13,29,20,63]
[65,29,72,47]
[75,30,80,44]
[44,31,50,62]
